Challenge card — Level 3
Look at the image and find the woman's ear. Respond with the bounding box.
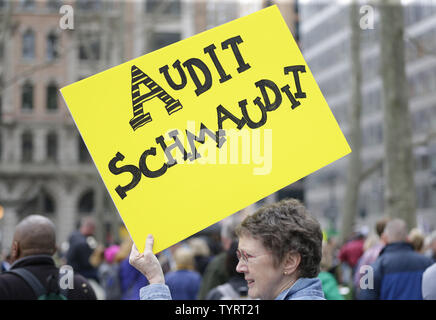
[283,252,301,276]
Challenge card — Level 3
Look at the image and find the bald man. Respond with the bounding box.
[359,219,432,300]
[0,215,96,300]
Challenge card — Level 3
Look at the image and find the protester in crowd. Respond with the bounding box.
[97,244,121,300]
[422,262,436,300]
[89,244,105,269]
[318,241,344,300]
[0,215,96,299]
[197,212,244,299]
[359,219,433,300]
[338,228,366,274]
[354,217,389,298]
[206,240,249,300]
[322,236,343,285]
[187,237,212,276]
[129,198,325,300]
[164,246,202,300]
[66,216,99,282]
[157,242,183,275]
[408,228,425,253]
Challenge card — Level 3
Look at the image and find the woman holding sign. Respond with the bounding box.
[129,198,325,300]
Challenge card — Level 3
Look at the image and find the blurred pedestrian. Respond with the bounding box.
[0,215,96,299]
[338,228,366,274]
[197,212,244,299]
[359,219,433,300]
[422,263,436,300]
[66,216,107,299]
[165,246,202,300]
[318,241,344,300]
[408,228,425,253]
[66,216,99,282]
[354,217,389,298]
[323,236,342,284]
[157,242,183,275]
[205,240,249,300]
[130,199,325,300]
[118,237,149,300]
[187,237,212,276]
[97,244,121,300]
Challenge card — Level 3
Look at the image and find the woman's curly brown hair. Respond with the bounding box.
[235,198,323,278]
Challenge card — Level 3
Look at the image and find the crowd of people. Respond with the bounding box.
[0,198,436,300]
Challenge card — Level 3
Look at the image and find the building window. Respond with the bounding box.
[145,0,181,15]
[22,29,35,60]
[46,82,58,111]
[78,135,91,163]
[78,189,95,213]
[46,32,59,61]
[76,0,101,11]
[21,0,35,10]
[44,192,55,214]
[21,131,33,162]
[150,32,180,52]
[46,131,58,162]
[21,81,34,111]
[78,37,100,61]
[17,190,56,217]
[46,0,62,11]
[417,185,431,209]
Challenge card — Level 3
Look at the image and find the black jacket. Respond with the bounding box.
[66,231,98,281]
[0,255,97,300]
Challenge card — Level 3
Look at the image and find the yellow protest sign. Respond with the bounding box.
[61,5,351,253]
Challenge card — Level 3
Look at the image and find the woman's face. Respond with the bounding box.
[236,234,290,300]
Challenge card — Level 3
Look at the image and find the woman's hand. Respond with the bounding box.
[129,234,165,284]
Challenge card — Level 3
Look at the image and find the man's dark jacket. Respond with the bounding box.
[0,255,97,300]
[359,242,432,300]
[66,231,98,281]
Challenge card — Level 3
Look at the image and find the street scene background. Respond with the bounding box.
[0,0,436,300]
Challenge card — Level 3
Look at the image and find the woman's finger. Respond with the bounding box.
[129,243,141,260]
[145,234,154,253]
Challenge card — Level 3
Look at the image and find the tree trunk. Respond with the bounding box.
[341,1,363,243]
[379,0,416,228]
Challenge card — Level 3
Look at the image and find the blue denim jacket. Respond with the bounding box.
[140,277,325,300]
[140,283,172,300]
[275,277,325,300]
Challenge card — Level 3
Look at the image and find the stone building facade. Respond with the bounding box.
[0,0,299,254]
